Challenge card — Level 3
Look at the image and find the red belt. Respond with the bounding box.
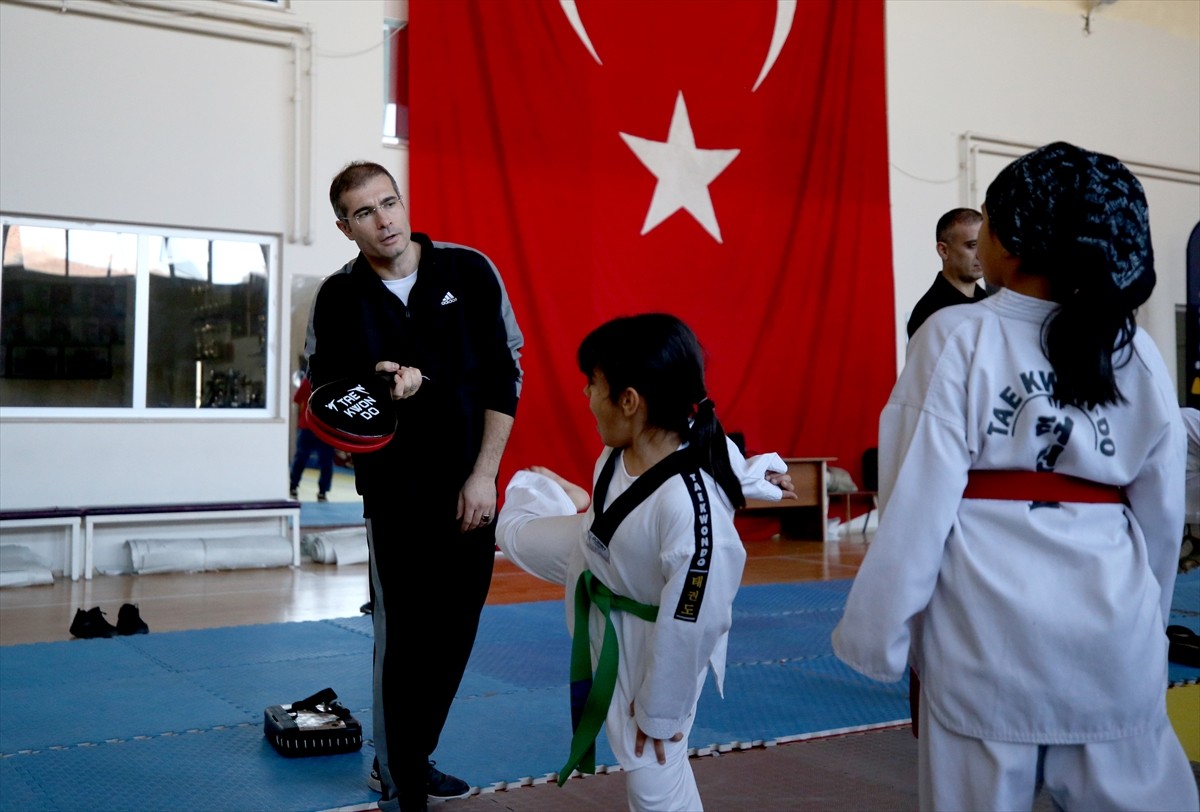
[963,470,1126,504]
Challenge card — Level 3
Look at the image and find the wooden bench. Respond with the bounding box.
[0,507,84,580]
[739,457,834,541]
[81,500,301,580]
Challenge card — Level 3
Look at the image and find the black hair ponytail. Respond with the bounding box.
[689,398,745,509]
[1041,252,1142,410]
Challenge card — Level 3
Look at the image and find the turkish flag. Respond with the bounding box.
[410,0,895,501]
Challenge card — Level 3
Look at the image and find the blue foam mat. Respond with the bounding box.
[2,574,1196,812]
[0,724,375,812]
[299,501,365,529]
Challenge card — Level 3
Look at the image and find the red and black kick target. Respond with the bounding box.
[307,377,396,453]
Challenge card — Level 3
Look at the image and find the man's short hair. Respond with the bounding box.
[935,207,982,243]
[329,161,401,219]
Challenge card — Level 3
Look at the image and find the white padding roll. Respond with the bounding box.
[127,538,207,574]
[304,527,368,566]
[126,536,291,574]
[203,536,293,570]
[0,544,54,588]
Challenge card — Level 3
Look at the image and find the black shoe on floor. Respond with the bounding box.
[360,601,374,615]
[317,491,329,502]
[116,603,149,635]
[69,607,117,639]
[426,761,470,802]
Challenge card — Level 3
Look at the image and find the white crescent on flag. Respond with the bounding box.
[560,0,794,242]
[559,0,796,91]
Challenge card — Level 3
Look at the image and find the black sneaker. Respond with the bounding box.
[427,761,470,802]
[116,603,149,635]
[69,607,117,639]
[317,492,329,502]
[360,601,374,615]
[1167,625,1200,668]
[368,757,470,801]
[289,487,298,499]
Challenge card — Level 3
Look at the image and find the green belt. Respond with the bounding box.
[558,569,659,786]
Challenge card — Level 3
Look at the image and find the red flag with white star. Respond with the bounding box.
[410,0,895,503]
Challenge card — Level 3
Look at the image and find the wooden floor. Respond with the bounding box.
[0,532,871,647]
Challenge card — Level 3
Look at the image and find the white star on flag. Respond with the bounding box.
[620,91,740,244]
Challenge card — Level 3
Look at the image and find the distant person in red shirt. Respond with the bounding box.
[289,370,334,502]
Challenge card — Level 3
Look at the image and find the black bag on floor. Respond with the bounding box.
[264,687,363,757]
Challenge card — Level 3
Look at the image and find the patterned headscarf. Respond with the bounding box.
[984,141,1153,297]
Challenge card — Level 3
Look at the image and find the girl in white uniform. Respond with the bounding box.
[832,142,1198,811]
[496,313,790,812]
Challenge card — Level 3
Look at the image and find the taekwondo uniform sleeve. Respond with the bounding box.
[830,322,970,682]
[1123,335,1187,626]
[725,436,789,502]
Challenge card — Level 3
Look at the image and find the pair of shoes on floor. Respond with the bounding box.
[367,757,471,802]
[69,604,149,639]
[317,492,328,502]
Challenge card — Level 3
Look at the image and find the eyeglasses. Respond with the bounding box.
[343,196,401,225]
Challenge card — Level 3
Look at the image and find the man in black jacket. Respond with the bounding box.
[906,207,988,338]
[308,161,524,812]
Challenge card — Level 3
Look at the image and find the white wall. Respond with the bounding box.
[0,0,1196,513]
[885,0,1200,383]
[0,0,404,508]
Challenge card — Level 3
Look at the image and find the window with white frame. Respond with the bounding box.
[0,216,277,414]
[383,17,408,146]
